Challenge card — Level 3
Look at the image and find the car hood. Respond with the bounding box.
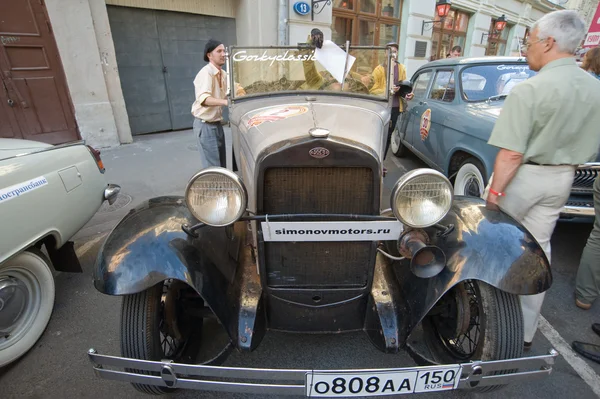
[230,96,388,165]
[0,138,53,161]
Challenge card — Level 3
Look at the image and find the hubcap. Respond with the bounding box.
[464,175,482,197]
[0,268,42,350]
[0,277,29,336]
[391,130,400,153]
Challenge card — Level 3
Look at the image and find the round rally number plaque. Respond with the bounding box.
[309,147,330,159]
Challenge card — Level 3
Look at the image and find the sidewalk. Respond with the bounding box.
[73,127,233,241]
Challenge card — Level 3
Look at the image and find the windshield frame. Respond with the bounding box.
[227,45,393,103]
[459,62,535,103]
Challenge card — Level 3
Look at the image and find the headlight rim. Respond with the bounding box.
[184,167,248,227]
[390,168,454,228]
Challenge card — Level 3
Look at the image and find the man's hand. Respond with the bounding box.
[406,92,414,100]
[392,85,400,93]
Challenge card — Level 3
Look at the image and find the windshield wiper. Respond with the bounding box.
[486,94,508,103]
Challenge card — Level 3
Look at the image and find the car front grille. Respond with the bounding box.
[572,169,598,194]
[262,167,375,288]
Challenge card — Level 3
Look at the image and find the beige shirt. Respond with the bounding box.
[191,62,227,122]
[488,58,600,165]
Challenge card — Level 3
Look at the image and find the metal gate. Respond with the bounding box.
[0,0,79,144]
[107,6,236,135]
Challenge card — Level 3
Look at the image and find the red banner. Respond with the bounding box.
[583,3,600,48]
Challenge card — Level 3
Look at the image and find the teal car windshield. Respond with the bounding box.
[460,64,537,102]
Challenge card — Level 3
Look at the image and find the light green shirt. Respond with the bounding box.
[488,58,600,165]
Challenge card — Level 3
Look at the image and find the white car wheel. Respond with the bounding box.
[391,128,406,157]
[454,160,486,197]
[0,249,55,367]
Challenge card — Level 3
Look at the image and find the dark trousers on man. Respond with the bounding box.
[193,118,237,171]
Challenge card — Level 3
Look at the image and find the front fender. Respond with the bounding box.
[397,196,551,342]
[94,196,243,341]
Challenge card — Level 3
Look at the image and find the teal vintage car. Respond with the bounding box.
[391,56,598,221]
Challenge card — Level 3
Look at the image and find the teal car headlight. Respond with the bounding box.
[391,169,453,228]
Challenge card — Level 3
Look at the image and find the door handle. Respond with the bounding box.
[162,66,168,73]
[7,98,14,107]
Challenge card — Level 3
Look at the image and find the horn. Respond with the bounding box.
[398,230,446,278]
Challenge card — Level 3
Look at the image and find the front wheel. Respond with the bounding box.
[391,127,407,158]
[422,280,523,392]
[121,280,203,395]
[0,249,55,367]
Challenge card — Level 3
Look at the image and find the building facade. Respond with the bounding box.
[1,0,570,148]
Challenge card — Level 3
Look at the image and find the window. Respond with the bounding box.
[429,70,456,102]
[430,8,470,61]
[412,71,433,98]
[332,0,403,46]
[485,19,511,56]
[460,64,537,102]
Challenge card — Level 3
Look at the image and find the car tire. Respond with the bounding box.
[0,249,55,367]
[121,281,203,395]
[454,158,486,197]
[422,280,524,393]
[391,127,407,158]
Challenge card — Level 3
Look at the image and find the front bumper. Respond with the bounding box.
[103,184,121,205]
[87,349,558,396]
[561,204,595,218]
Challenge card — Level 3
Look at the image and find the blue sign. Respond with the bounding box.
[293,1,311,16]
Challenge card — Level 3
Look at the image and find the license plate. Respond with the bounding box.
[306,366,462,397]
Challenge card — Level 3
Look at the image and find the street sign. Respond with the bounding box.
[583,2,600,48]
[293,1,311,16]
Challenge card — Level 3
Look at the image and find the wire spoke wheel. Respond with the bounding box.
[422,280,524,392]
[121,280,204,395]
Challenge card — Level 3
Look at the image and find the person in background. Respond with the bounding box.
[572,323,600,364]
[191,39,229,169]
[449,45,462,58]
[369,43,414,160]
[574,46,600,310]
[581,47,600,80]
[481,10,600,349]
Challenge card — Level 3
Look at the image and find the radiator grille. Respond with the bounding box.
[572,169,598,194]
[262,167,375,288]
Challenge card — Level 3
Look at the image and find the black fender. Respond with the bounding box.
[93,196,260,349]
[394,196,551,345]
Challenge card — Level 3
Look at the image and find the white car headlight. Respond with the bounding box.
[185,167,247,227]
[391,169,453,228]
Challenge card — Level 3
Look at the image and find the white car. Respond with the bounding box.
[0,138,119,367]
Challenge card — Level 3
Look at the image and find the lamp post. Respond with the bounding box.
[481,14,508,44]
[421,0,453,36]
[311,0,332,21]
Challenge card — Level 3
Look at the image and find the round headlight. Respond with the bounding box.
[391,169,453,228]
[185,167,247,227]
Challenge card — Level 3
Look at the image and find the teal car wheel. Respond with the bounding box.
[454,158,486,197]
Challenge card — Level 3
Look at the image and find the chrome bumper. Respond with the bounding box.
[87,349,559,396]
[561,204,595,217]
[103,184,121,205]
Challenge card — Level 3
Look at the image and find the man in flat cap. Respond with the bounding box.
[191,39,229,169]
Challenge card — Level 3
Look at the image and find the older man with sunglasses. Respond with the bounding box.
[482,10,600,350]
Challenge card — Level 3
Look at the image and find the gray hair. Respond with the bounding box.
[532,10,586,54]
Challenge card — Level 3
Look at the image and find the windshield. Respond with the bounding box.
[229,46,391,100]
[460,63,537,102]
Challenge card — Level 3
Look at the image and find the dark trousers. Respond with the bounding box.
[384,107,401,160]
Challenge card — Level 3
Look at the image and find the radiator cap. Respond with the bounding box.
[309,127,329,138]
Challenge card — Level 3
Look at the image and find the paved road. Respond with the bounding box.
[1,131,599,399]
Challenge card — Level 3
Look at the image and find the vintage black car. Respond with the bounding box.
[87,44,558,397]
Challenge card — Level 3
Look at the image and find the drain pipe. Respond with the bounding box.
[278,0,288,45]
